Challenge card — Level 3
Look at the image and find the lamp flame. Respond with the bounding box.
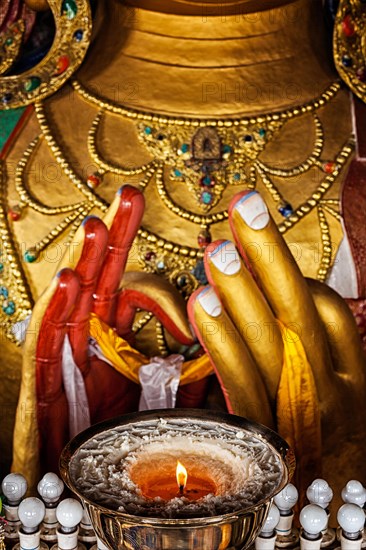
[176,461,187,493]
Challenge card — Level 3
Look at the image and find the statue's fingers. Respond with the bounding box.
[58,217,109,373]
[14,269,79,488]
[204,240,283,404]
[35,268,80,402]
[229,190,334,400]
[188,285,274,427]
[93,185,145,325]
[307,278,366,383]
[117,272,194,345]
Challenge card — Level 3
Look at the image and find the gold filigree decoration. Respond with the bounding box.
[0,20,24,76]
[0,0,92,109]
[1,80,354,342]
[334,0,366,102]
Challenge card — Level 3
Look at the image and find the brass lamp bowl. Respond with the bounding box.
[59,409,295,550]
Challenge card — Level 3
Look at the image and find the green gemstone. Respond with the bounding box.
[24,249,37,263]
[5,38,13,46]
[181,143,189,153]
[0,263,3,272]
[61,0,78,19]
[259,128,266,138]
[223,144,232,154]
[23,77,41,93]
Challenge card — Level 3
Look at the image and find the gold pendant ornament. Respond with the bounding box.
[0,0,92,109]
[334,0,366,102]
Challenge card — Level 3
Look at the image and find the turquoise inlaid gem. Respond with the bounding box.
[61,0,78,19]
[201,190,213,205]
[23,77,41,93]
[259,128,266,138]
[174,168,183,177]
[0,263,3,273]
[223,144,232,154]
[181,143,189,153]
[3,301,15,315]
[233,173,241,181]
[0,286,8,298]
[24,249,37,263]
[202,175,212,186]
[144,126,152,135]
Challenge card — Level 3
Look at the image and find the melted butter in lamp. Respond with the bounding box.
[130,458,217,502]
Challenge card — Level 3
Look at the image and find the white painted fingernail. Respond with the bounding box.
[209,241,241,275]
[197,286,222,317]
[234,191,269,229]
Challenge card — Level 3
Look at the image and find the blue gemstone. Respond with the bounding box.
[73,29,84,42]
[342,55,353,68]
[181,143,189,153]
[3,301,15,315]
[144,126,152,135]
[0,263,3,272]
[259,128,266,138]
[233,173,241,181]
[244,135,253,142]
[0,286,9,298]
[192,260,208,285]
[2,93,12,104]
[202,175,212,186]
[278,203,293,218]
[174,168,183,177]
[223,144,232,154]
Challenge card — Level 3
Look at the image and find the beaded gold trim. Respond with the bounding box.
[73,79,342,125]
[0,0,92,109]
[334,0,366,103]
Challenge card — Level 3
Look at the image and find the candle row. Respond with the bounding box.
[254,480,366,550]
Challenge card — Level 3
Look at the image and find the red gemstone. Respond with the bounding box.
[197,230,212,248]
[145,251,156,261]
[87,173,101,189]
[357,67,366,82]
[342,14,355,37]
[323,162,335,174]
[8,206,22,221]
[55,55,70,76]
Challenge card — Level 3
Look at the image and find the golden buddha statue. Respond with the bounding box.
[1,0,366,512]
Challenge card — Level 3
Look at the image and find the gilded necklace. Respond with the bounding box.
[0,79,354,345]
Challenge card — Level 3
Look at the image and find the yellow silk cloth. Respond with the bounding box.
[276,322,322,505]
[89,314,214,385]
